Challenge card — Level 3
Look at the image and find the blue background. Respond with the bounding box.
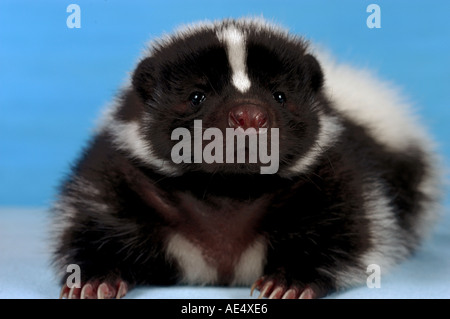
[1,0,449,207]
[1,0,450,299]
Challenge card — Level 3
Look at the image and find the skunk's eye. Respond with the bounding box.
[189,92,206,107]
[273,91,287,105]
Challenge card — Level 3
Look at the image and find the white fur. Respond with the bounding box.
[51,198,81,277]
[313,49,433,153]
[216,26,251,93]
[52,177,105,232]
[71,176,102,196]
[96,95,179,175]
[286,113,343,175]
[165,233,219,285]
[51,177,108,276]
[95,99,120,134]
[413,152,444,239]
[51,199,77,239]
[166,233,266,286]
[103,116,179,176]
[334,181,410,289]
[94,95,180,176]
[231,237,267,285]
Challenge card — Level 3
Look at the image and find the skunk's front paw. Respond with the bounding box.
[59,278,128,299]
[250,275,318,299]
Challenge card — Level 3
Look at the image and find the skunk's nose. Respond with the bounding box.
[228,105,268,130]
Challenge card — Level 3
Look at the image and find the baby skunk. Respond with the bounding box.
[53,18,442,299]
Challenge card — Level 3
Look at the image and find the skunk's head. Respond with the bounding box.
[108,18,342,176]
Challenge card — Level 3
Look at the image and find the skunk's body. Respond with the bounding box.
[53,18,441,299]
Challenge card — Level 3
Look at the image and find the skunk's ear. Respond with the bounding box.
[132,57,155,101]
[303,54,324,92]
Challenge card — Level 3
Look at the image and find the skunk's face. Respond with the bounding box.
[127,20,331,176]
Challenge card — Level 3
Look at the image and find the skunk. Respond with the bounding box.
[53,18,441,299]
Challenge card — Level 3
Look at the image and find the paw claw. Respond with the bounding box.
[299,286,315,299]
[251,276,318,299]
[80,283,95,299]
[250,277,264,297]
[281,288,298,299]
[268,286,285,299]
[97,282,110,299]
[60,279,128,299]
[59,285,69,299]
[68,286,81,299]
[116,281,128,299]
[258,280,274,299]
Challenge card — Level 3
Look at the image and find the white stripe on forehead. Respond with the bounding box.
[216,26,251,93]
